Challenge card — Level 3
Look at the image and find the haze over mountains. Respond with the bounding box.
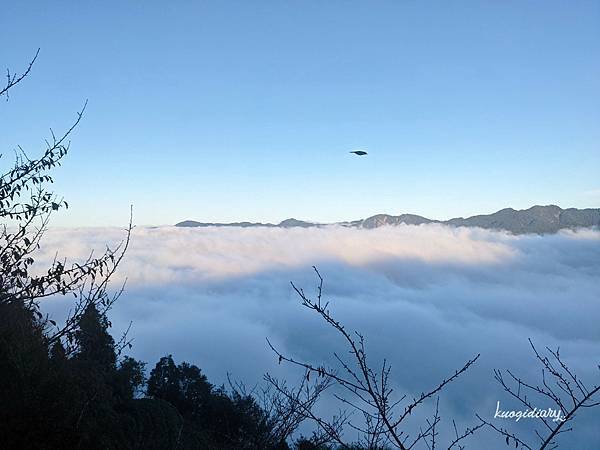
[176,205,600,235]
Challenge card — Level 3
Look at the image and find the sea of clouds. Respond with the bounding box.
[36,224,600,447]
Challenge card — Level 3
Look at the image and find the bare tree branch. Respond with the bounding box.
[480,339,600,450]
[1,48,40,99]
[267,267,481,449]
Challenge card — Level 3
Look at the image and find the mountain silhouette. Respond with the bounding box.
[176,205,600,235]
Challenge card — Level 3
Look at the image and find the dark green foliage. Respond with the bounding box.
[0,300,143,449]
[147,355,287,449]
[0,297,295,449]
[115,356,147,400]
[0,294,296,450]
[295,439,332,450]
[118,398,184,450]
[0,301,57,449]
[74,303,117,370]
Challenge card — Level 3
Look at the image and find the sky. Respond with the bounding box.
[1,1,599,226]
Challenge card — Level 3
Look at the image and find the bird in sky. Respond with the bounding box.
[349,150,368,156]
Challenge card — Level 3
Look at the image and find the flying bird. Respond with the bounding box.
[349,150,368,156]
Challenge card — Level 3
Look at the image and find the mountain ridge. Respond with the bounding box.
[175,205,600,235]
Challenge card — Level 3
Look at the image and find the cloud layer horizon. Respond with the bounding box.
[36,224,600,447]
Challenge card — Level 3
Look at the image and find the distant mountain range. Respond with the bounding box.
[175,205,600,235]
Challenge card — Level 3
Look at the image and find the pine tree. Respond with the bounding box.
[74,303,117,371]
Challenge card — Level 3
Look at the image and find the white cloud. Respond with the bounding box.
[36,224,600,448]
[36,224,517,283]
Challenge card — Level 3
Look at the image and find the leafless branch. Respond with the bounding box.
[1,48,40,99]
[480,339,600,449]
[267,267,481,449]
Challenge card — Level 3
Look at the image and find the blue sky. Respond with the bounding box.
[1,1,598,226]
